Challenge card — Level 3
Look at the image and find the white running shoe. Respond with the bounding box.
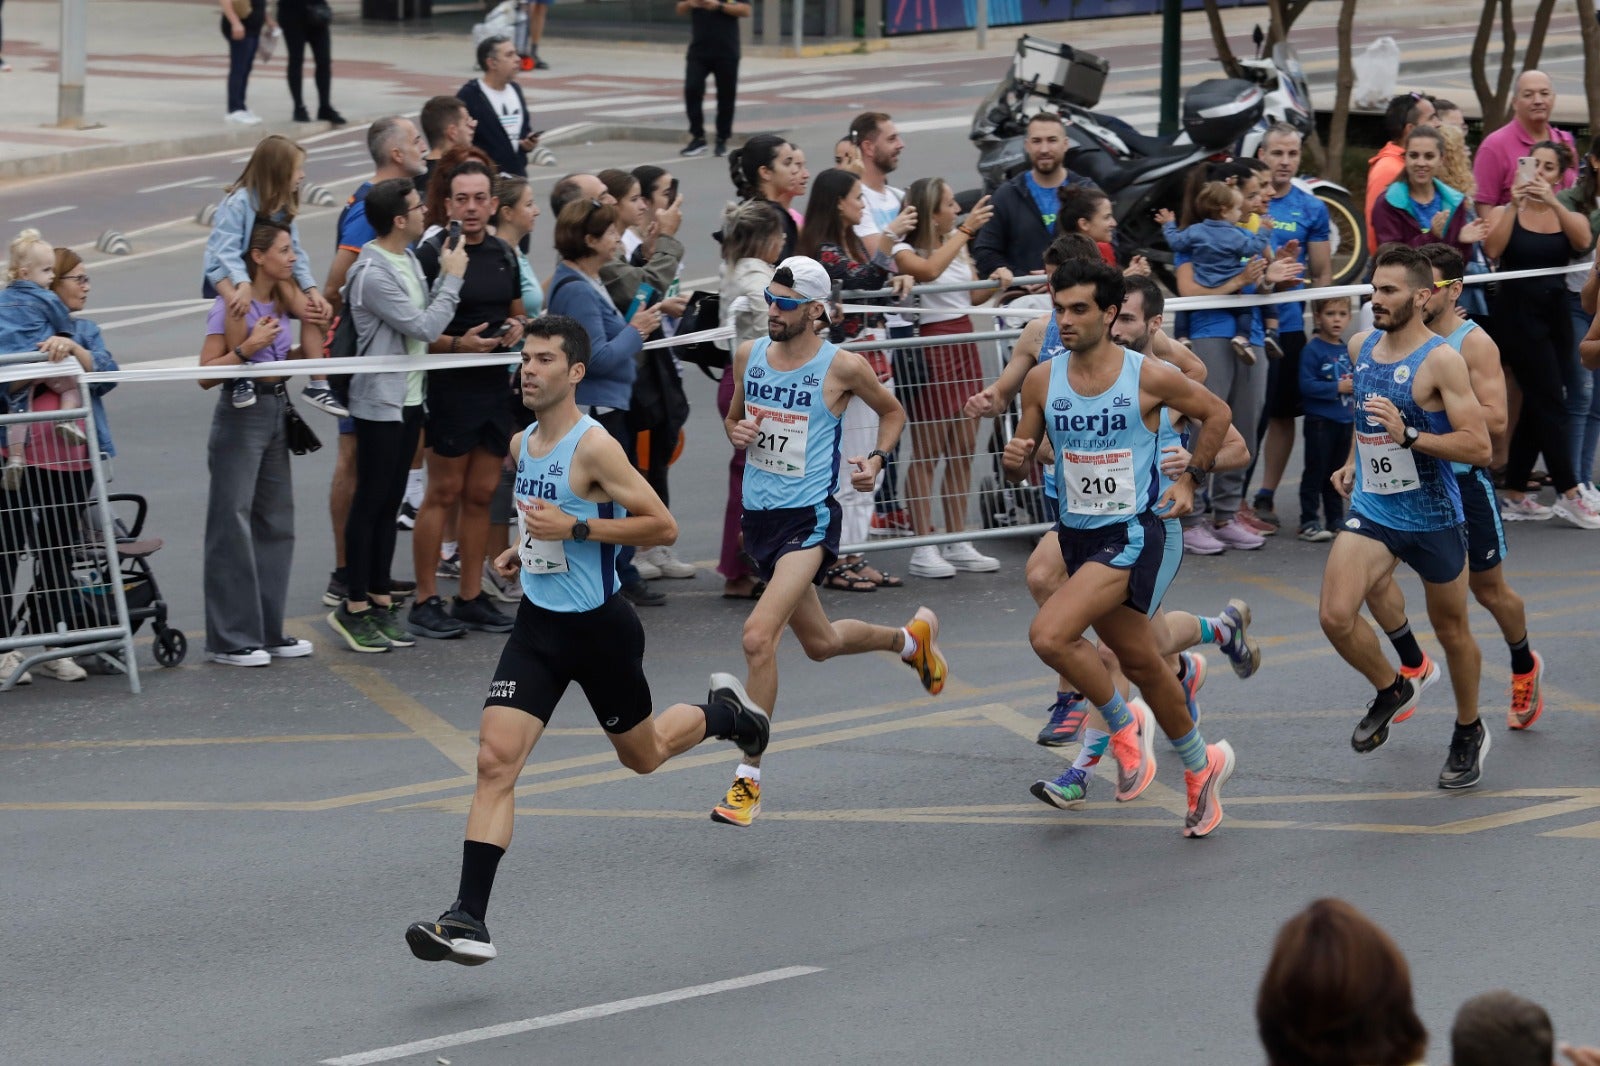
[941,540,1000,572]
[33,653,87,682]
[1553,493,1600,529]
[1579,483,1600,511]
[1500,495,1553,521]
[631,552,662,581]
[0,649,33,685]
[225,110,263,125]
[908,544,957,578]
[209,648,271,667]
[639,544,697,579]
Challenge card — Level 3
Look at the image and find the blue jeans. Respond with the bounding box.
[225,32,259,114]
[1566,290,1596,483]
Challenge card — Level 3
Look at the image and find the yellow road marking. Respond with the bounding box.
[0,731,417,752]
[0,774,473,812]
[326,662,481,772]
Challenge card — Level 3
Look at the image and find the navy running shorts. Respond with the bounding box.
[1055,511,1182,617]
[1341,510,1467,585]
[740,497,842,585]
[484,594,652,734]
[1456,467,1507,573]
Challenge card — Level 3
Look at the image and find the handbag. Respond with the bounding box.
[230,0,253,18]
[284,402,323,456]
[673,290,729,379]
[307,1,334,27]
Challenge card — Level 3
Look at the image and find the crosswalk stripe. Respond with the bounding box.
[788,79,934,99]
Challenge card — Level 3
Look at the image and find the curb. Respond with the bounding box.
[0,118,343,185]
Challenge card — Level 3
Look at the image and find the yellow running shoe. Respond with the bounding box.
[903,606,946,694]
[711,775,761,827]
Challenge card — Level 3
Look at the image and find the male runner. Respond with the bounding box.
[405,316,770,965]
[1003,259,1240,837]
[1364,243,1544,730]
[711,256,945,828]
[1317,245,1492,789]
[966,262,1259,750]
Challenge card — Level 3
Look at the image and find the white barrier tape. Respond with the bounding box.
[0,326,734,387]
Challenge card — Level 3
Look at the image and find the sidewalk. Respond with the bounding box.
[0,0,1586,182]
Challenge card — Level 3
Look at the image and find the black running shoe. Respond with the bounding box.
[388,577,417,600]
[451,594,514,633]
[708,671,770,758]
[321,570,347,608]
[621,581,666,607]
[406,905,496,965]
[1351,678,1417,753]
[408,595,467,639]
[1439,719,1490,789]
[396,501,417,531]
[679,137,708,157]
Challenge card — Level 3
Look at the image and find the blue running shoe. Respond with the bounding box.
[1036,692,1089,746]
[1217,598,1261,679]
[1030,766,1090,810]
[1179,651,1206,726]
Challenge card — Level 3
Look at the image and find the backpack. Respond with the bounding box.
[324,257,380,407]
[672,290,728,380]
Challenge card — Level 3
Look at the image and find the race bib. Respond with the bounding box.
[1062,448,1136,516]
[745,400,809,479]
[1357,429,1419,495]
[517,513,569,574]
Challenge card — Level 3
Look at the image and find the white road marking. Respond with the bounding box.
[789,79,932,99]
[319,965,825,1066]
[598,100,710,118]
[737,73,836,91]
[892,115,976,134]
[77,298,211,316]
[97,304,213,330]
[137,176,215,194]
[79,234,209,271]
[9,205,75,222]
[305,140,364,155]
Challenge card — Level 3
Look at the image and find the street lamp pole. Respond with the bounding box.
[1158,0,1181,135]
[59,0,88,128]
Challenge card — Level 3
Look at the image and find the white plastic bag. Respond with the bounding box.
[1353,37,1400,109]
[472,0,518,46]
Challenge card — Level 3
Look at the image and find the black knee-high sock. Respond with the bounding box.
[1384,621,1425,670]
[700,700,737,740]
[456,839,505,922]
[1507,634,1535,675]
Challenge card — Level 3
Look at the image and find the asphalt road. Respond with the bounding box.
[5,54,1600,1066]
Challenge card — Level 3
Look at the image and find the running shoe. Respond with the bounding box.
[1030,766,1090,810]
[1182,524,1227,555]
[1036,691,1089,746]
[1297,522,1335,542]
[33,654,87,682]
[908,545,956,579]
[902,606,947,694]
[640,544,698,578]
[941,541,1000,572]
[374,603,416,648]
[1351,677,1418,753]
[1217,598,1260,679]
[301,383,348,418]
[327,605,392,654]
[395,501,417,531]
[1250,495,1282,528]
[869,509,915,537]
[679,137,709,157]
[1508,651,1544,730]
[1396,651,1440,719]
[1500,495,1553,521]
[1182,740,1236,838]
[708,672,771,759]
[1552,494,1600,529]
[1179,651,1207,725]
[321,570,347,608]
[1110,698,1158,802]
[405,906,496,965]
[1211,518,1265,550]
[1235,507,1277,537]
[436,552,462,579]
[1438,719,1490,789]
[451,594,514,633]
[408,595,467,640]
[711,775,761,827]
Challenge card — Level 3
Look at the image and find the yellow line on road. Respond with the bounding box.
[326,662,481,773]
[0,732,416,752]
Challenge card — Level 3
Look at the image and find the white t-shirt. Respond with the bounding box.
[479,79,523,143]
[892,240,975,324]
[855,181,906,328]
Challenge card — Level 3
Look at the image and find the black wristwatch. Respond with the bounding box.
[868,448,893,469]
[1183,464,1208,486]
[571,519,591,543]
[1400,426,1420,450]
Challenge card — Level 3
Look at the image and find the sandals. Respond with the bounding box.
[824,563,876,592]
[721,578,767,600]
[841,555,904,589]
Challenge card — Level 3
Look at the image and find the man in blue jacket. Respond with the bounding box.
[972,112,1096,285]
[457,36,541,177]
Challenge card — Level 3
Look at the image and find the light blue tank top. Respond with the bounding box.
[1040,317,1066,500]
[1445,319,1479,477]
[740,337,844,511]
[515,415,619,613]
[1350,331,1462,532]
[1045,347,1160,531]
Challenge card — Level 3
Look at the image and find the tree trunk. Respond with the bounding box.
[1202,0,1239,76]
[1470,0,1498,131]
[1581,0,1600,132]
[1522,0,1559,72]
[1492,0,1519,131]
[1322,0,1359,181]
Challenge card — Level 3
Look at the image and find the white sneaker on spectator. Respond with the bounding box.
[1211,518,1265,550]
[632,553,663,581]
[1181,524,1227,555]
[209,648,271,667]
[941,540,999,572]
[640,544,697,578]
[265,637,314,658]
[1579,483,1600,511]
[226,110,262,125]
[1552,493,1600,529]
[34,652,87,682]
[909,545,957,578]
[0,650,33,685]
[1500,495,1553,521]
[482,559,521,603]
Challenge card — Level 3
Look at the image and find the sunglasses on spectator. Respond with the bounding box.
[764,289,811,311]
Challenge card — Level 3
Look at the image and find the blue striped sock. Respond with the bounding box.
[1072,728,1111,770]
[1099,693,1134,733]
[1172,726,1209,773]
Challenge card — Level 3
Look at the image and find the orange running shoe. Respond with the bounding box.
[1110,698,1158,802]
[1395,652,1439,723]
[711,775,761,827]
[1508,651,1544,730]
[1183,740,1236,838]
[902,606,946,694]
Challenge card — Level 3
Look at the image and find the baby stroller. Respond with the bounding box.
[69,493,187,668]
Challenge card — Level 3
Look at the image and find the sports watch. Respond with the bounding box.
[868,449,893,468]
[1400,426,1420,449]
[1182,464,1208,486]
[571,519,591,543]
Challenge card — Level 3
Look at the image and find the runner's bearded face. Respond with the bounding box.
[1110,292,1154,353]
[1054,283,1113,352]
[766,286,815,343]
[1369,266,1422,331]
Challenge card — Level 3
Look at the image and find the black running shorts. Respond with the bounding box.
[1341,511,1467,585]
[484,594,652,733]
[740,497,842,585]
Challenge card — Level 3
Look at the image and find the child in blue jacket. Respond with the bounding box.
[0,230,84,488]
[1296,297,1355,542]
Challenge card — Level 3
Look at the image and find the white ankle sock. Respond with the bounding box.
[736,763,761,782]
[405,469,424,507]
[899,627,918,661]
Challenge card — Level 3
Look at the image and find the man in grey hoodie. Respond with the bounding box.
[330,178,468,653]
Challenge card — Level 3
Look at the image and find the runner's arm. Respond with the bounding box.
[533,429,677,549]
[1411,347,1491,466]
[1459,330,1507,438]
[968,316,1044,416]
[1144,359,1230,475]
[1001,362,1049,481]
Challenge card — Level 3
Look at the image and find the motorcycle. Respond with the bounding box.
[964,31,1369,288]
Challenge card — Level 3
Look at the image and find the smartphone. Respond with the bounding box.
[667,177,680,203]
[529,130,544,141]
[489,320,515,340]
[446,219,462,251]
[1517,156,1538,185]
[625,283,657,321]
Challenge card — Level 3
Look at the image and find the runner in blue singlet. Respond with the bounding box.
[405,316,771,968]
[1317,246,1493,792]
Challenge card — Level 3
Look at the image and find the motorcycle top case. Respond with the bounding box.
[1182,79,1265,149]
[1014,36,1109,108]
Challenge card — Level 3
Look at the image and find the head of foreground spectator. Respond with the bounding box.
[476,34,520,92]
[367,116,427,181]
[1024,111,1069,181]
[492,174,538,248]
[366,178,427,244]
[599,169,647,235]
[245,219,297,296]
[1432,97,1467,133]
[554,198,622,267]
[1401,126,1448,195]
[227,134,306,221]
[441,160,498,244]
[1256,898,1427,1066]
[549,172,608,217]
[720,199,786,268]
[6,228,56,288]
[1257,122,1304,194]
[1530,139,1575,192]
[848,111,903,185]
[902,176,958,252]
[48,246,91,312]
[796,167,868,263]
[420,95,476,155]
[424,146,496,230]
[1451,990,1553,1066]
[633,165,676,225]
[1194,180,1245,224]
[1511,71,1556,134]
[1056,184,1115,244]
[1384,92,1437,147]
[729,134,797,203]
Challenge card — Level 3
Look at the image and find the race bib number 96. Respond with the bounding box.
[1357,430,1419,495]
